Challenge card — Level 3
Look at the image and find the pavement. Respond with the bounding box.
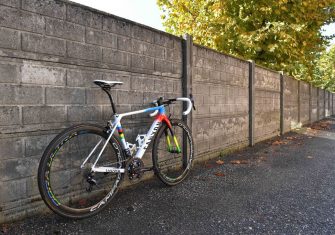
[2,117,335,235]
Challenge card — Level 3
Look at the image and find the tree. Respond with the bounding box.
[158,0,335,82]
[313,44,335,90]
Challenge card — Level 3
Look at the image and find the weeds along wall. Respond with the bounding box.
[0,0,333,223]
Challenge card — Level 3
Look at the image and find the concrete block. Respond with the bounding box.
[46,87,85,104]
[117,90,143,105]
[22,0,66,19]
[67,106,101,122]
[172,63,182,75]
[67,69,103,87]
[25,135,54,157]
[131,75,155,91]
[86,28,117,48]
[133,25,154,43]
[166,49,182,62]
[21,62,66,85]
[22,33,66,57]
[25,176,39,197]
[46,18,85,42]
[0,27,20,50]
[154,79,169,93]
[132,40,165,59]
[102,48,130,66]
[67,41,102,61]
[86,88,111,105]
[154,33,174,49]
[131,54,154,70]
[0,106,20,126]
[117,36,133,52]
[103,17,132,36]
[143,92,161,104]
[103,72,131,90]
[0,178,26,203]
[22,106,67,124]
[0,0,20,7]
[0,84,43,105]
[0,6,45,34]
[154,59,173,74]
[0,63,20,83]
[67,4,103,29]
[0,137,23,160]
[0,156,39,181]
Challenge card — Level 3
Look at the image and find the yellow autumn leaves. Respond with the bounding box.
[157,0,335,88]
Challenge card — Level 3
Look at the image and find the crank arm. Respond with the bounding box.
[139,167,153,172]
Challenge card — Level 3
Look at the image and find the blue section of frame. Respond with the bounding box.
[144,105,165,114]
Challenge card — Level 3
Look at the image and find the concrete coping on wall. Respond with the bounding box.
[193,43,249,64]
[60,0,183,42]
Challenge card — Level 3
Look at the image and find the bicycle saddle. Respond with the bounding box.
[94,80,123,89]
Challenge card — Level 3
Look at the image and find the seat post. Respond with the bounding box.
[102,88,117,114]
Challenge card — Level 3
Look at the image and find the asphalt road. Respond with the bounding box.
[3,118,335,235]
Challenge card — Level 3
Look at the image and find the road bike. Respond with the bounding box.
[37,80,195,219]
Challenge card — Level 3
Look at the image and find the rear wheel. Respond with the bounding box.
[37,124,125,219]
[152,119,194,186]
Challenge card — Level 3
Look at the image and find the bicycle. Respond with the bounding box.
[37,80,195,219]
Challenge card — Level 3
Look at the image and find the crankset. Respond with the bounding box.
[127,158,152,180]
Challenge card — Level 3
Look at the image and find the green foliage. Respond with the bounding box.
[313,44,335,90]
[158,0,335,84]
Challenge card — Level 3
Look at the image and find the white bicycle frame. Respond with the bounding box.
[80,98,192,174]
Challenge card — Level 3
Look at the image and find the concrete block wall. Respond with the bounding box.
[192,46,249,156]
[299,81,310,125]
[0,0,183,223]
[325,91,330,117]
[283,75,299,132]
[311,86,318,122]
[319,89,325,119]
[0,0,333,223]
[254,66,280,141]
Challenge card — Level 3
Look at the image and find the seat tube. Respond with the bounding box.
[117,124,128,150]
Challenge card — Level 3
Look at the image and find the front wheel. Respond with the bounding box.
[152,119,194,186]
[37,124,125,219]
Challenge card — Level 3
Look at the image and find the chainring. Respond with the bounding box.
[127,158,144,180]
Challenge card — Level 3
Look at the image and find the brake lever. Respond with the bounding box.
[190,93,196,110]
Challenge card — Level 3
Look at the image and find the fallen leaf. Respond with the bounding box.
[286,137,294,140]
[216,160,224,165]
[272,140,287,145]
[230,160,241,164]
[214,172,225,177]
[204,164,214,168]
[259,156,267,161]
[307,156,313,159]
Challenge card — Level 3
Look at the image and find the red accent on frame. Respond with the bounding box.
[155,114,172,129]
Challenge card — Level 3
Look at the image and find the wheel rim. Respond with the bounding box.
[44,129,123,213]
[155,123,193,183]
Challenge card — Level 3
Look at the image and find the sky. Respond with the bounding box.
[71,0,335,46]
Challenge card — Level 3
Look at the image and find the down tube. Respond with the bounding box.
[134,119,161,159]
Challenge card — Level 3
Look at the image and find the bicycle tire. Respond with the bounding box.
[37,123,125,219]
[152,119,194,186]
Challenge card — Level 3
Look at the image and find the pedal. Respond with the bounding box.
[139,167,153,172]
